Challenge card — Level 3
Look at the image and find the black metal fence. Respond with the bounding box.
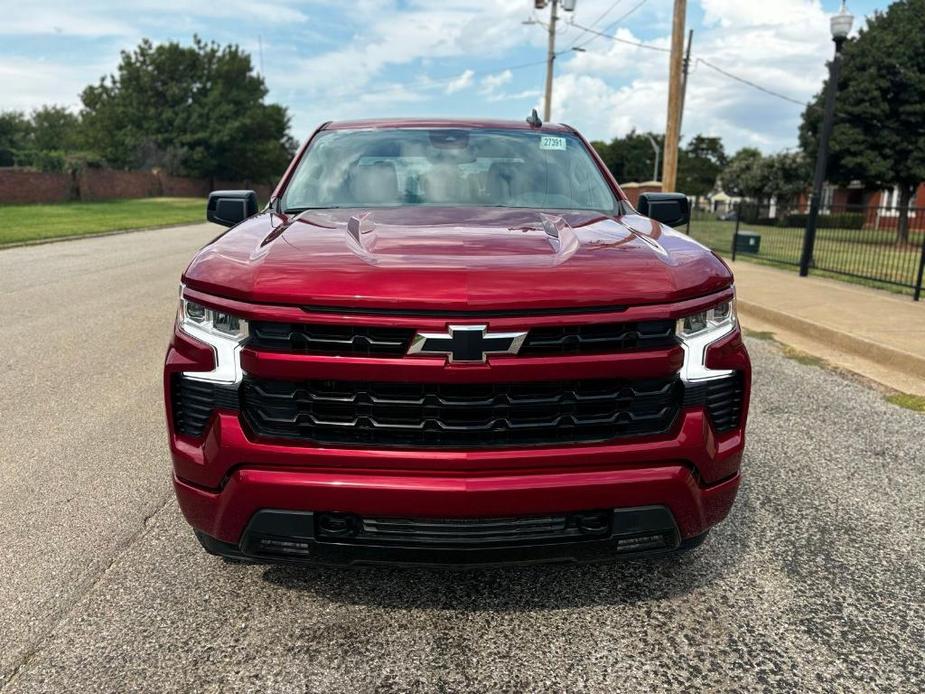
[688,201,925,300]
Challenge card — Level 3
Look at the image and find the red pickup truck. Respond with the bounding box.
[165,117,750,567]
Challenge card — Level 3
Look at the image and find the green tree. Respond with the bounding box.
[678,135,727,199]
[799,0,925,242]
[81,37,296,181]
[591,130,664,183]
[30,106,82,153]
[0,111,32,166]
[721,148,809,209]
[761,151,811,208]
[721,148,765,200]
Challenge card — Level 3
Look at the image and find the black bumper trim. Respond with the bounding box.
[197,506,685,568]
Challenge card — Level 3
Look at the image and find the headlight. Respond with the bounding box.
[676,297,737,382]
[178,288,248,383]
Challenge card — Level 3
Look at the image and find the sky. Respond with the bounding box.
[0,0,890,154]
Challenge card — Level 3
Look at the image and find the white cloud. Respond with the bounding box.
[0,0,855,154]
[548,1,836,152]
[0,0,310,36]
[0,57,102,110]
[700,0,825,28]
[480,69,513,94]
[445,69,474,94]
[487,88,541,103]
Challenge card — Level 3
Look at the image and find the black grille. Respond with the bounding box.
[683,372,744,433]
[248,322,414,356]
[521,320,676,355]
[240,376,683,448]
[247,320,674,357]
[171,375,240,438]
[315,510,612,547]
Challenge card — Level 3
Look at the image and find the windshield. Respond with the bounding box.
[281,128,617,213]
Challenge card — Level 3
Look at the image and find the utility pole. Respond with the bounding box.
[661,0,687,192]
[527,1,576,121]
[543,0,559,121]
[678,29,694,134]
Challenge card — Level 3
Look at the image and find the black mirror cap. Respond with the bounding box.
[637,192,690,228]
[207,190,259,227]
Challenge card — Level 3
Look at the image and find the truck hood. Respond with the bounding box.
[183,207,731,311]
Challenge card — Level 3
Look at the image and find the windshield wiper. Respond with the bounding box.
[283,206,345,213]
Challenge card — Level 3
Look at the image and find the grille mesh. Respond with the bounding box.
[240,376,683,448]
[171,375,239,438]
[249,322,414,356]
[247,320,676,358]
[316,511,612,547]
[682,372,744,433]
[520,320,676,355]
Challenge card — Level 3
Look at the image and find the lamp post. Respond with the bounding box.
[646,134,661,182]
[799,1,853,277]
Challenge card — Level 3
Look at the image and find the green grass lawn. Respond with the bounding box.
[0,197,205,246]
[689,215,925,295]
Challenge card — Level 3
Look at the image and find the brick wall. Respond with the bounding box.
[159,174,210,198]
[0,169,73,204]
[621,181,663,207]
[0,167,275,205]
[77,169,161,201]
[215,180,274,204]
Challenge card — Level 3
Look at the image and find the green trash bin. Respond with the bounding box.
[734,230,761,254]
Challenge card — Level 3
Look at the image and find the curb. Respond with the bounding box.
[737,299,925,381]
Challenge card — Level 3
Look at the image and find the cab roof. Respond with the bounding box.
[322,118,575,133]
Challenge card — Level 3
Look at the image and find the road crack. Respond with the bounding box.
[0,491,174,692]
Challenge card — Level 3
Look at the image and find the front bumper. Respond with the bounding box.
[172,407,742,555]
[165,289,750,565]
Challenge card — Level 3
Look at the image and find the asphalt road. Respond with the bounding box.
[1,225,923,693]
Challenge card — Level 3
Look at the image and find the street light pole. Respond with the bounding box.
[646,135,661,182]
[543,0,559,121]
[800,1,854,277]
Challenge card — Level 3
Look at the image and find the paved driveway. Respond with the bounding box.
[1,226,922,692]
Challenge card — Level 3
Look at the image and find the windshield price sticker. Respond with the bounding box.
[540,136,567,151]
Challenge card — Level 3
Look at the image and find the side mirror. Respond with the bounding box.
[207,190,258,227]
[637,193,690,228]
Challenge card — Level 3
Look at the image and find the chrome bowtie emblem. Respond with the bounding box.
[408,325,528,363]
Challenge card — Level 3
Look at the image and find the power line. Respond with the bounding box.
[568,21,809,108]
[695,58,809,107]
[569,0,626,46]
[568,20,670,52]
[573,0,650,49]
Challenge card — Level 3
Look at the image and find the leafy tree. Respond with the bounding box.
[721,148,765,200]
[81,37,296,181]
[721,149,809,209]
[0,111,32,166]
[799,0,925,242]
[30,106,82,153]
[0,107,86,170]
[678,135,727,199]
[591,130,664,183]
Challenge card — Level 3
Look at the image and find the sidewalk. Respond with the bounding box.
[729,261,925,396]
